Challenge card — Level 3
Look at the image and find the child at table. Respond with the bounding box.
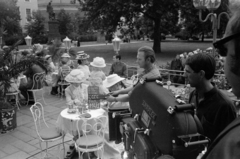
[89,57,108,95]
[64,69,88,106]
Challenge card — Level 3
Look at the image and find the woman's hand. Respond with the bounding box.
[74,99,81,106]
[110,90,120,96]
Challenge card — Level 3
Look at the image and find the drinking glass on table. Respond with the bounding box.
[77,106,83,115]
[81,99,89,113]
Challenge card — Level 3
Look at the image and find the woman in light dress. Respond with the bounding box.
[89,57,108,95]
[64,69,88,106]
[76,51,91,84]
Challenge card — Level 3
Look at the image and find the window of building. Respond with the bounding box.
[26,9,31,21]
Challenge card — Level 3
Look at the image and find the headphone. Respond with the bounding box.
[146,55,155,63]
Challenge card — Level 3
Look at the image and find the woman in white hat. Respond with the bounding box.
[90,57,106,81]
[89,57,108,94]
[76,51,90,82]
[64,69,88,106]
[60,53,71,66]
[45,55,55,72]
[103,74,129,109]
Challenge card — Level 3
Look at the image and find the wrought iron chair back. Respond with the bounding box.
[30,102,65,158]
[30,102,49,138]
[30,72,46,90]
[75,115,107,159]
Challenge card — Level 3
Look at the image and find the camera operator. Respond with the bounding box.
[106,46,160,103]
[184,53,236,144]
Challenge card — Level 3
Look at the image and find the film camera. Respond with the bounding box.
[108,79,209,159]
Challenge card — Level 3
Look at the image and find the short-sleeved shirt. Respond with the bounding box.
[189,87,237,142]
[129,64,160,96]
[109,61,127,78]
[138,65,161,80]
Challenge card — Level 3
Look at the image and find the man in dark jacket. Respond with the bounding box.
[184,53,236,143]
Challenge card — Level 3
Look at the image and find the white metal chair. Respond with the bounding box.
[27,72,47,106]
[75,115,107,159]
[30,102,65,158]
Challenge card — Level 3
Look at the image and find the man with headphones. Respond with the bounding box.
[106,46,160,102]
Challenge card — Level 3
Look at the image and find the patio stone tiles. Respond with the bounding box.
[0,88,125,159]
[0,85,183,159]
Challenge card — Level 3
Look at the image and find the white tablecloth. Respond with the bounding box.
[56,108,122,159]
[56,108,106,135]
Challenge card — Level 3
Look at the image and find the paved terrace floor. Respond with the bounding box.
[0,81,184,159]
[0,89,125,159]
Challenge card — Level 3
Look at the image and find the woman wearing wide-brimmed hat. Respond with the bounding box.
[59,53,75,69]
[64,69,88,106]
[103,74,129,109]
[76,51,90,82]
[103,74,129,145]
[89,57,108,95]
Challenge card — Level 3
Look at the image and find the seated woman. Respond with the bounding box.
[64,69,88,106]
[51,53,71,95]
[76,51,91,84]
[103,74,129,109]
[60,52,74,69]
[103,74,130,146]
[44,55,55,86]
[89,57,108,95]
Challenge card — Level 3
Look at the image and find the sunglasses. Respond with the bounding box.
[213,32,240,57]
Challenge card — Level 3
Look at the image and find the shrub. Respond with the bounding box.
[78,34,97,42]
[32,35,48,44]
[4,35,25,46]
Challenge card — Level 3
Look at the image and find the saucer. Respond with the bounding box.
[67,109,76,114]
[79,113,91,118]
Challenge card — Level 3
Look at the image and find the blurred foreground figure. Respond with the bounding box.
[203,0,240,159]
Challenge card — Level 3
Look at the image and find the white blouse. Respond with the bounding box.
[65,83,88,106]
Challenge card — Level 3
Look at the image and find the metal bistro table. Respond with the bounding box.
[56,108,106,159]
[57,108,106,136]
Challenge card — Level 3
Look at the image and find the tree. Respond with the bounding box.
[78,0,180,53]
[0,0,21,43]
[0,0,20,28]
[24,11,47,44]
[3,17,22,36]
[57,9,74,37]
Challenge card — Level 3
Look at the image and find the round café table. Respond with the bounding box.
[56,108,106,136]
[56,108,122,159]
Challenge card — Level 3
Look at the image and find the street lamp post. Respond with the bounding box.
[24,35,32,49]
[193,0,229,54]
[112,35,121,55]
[63,36,71,53]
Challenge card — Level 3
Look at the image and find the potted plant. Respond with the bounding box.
[0,40,47,133]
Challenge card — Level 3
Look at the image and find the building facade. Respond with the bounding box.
[16,0,39,31]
